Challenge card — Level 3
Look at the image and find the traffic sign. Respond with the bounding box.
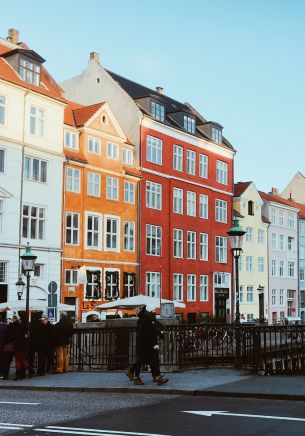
[48,281,57,294]
[47,307,56,321]
[48,293,57,307]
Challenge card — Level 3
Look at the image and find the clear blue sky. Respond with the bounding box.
[2,0,305,193]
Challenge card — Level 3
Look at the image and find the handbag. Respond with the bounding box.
[4,342,15,353]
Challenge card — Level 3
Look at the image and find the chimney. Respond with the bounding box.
[7,28,19,45]
[90,52,100,64]
[156,86,164,95]
[270,187,279,196]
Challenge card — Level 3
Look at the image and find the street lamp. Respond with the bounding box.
[15,276,25,300]
[257,284,264,324]
[227,218,246,324]
[20,243,37,324]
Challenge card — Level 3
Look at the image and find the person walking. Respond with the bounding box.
[53,312,73,374]
[126,305,168,386]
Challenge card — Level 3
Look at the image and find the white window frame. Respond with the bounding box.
[247,286,254,303]
[147,135,162,165]
[258,257,264,273]
[199,154,208,179]
[215,236,227,263]
[87,172,100,197]
[29,105,45,137]
[200,275,208,301]
[271,260,277,276]
[65,212,79,245]
[258,229,264,243]
[246,256,253,272]
[215,199,227,223]
[24,156,47,183]
[106,142,118,159]
[104,215,120,252]
[66,167,80,193]
[65,269,78,285]
[146,224,162,256]
[151,101,165,121]
[200,233,208,261]
[123,148,133,165]
[88,136,101,154]
[146,272,161,298]
[85,212,102,250]
[216,160,228,185]
[173,145,183,171]
[22,204,46,240]
[124,221,135,252]
[187,191,196,216]
[199,194,208,219]
[187,274,196,301]
[106,177,119,201]
[183,115,195,134]
[173,187,183,214]
[187,231,196,260]
[173,273,183,301]
[173,228,183,258]
[64,130,78,150]
[146,181,162,210]
[246,227,253,242]
[124,181,135,204]
[0,95,6,126]
[186,149,196,175]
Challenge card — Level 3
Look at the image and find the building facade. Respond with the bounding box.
[63,101,140,321]
[298,209,305,322]
[0,29,65,317]
[233,182,269,322]
[61,53,235,321]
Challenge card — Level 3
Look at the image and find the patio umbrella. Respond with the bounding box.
[95,295,185,312]
[0,300,75,312]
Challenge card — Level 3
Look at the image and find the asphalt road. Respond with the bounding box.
[2,391,305,435]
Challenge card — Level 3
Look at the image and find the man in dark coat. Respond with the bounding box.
[127,305,168,385]
[53,312,73,373]
[0,321,8,377]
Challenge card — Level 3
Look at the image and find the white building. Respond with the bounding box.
[0,29,65,318]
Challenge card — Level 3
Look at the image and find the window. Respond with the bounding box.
[123,148,133,165]
[20,58,40,85]
[187,231,196,259]
[200,275,208,301]
[0,148,5,174]
[216,236,227,263]
[146,181,162,210]
[247,313,254,322]
[66,167,80,193]
[88,137,100,154]
[24,156,47,183]
[187,274,196,301]
[146,224,161,256]
[246,228,253,242]
[247,286,253,303]
[173,188,183,214]
[65,270,78,285]
[212,126,222,144]
[0,262,7,283]
[186,150,196,175]
[183,115,195,134]
[146,272,161,297]
[272,289,276,306]
[0,95,6,125]
[64,130,78,150]
[279,235,285,251]
[187,191,196,216]
[86,270,102,299]
[258,257,264,272]
[288,262,295,277]
[279,289,284,306]
[151,101,165,121]
[278,211,284,226]
[200,233,208,261]
[215,199,227,223]
[106,142,118,159]
[173,273,183,301]
[147,135,162,165]
[300,268,305,281]
[248,200,254,216]
[123,272,136,298]
[239,255,243,272]
[106,177,119,200]
[173,229,183,258]
[271,233,277,250]
[199,154,208,178]
[124,221,135,251]
[239,286,243,303]
[105,271,119,300]
[0,200,3,232]
[288,212,295,229]
[271,260,277,276]
[279,260,284,277]
[246,256,253,272]
[288,236,295,252]
[124,181,135,204]
[287,289,294,300]
[87,172,100,197]
[22,205,45,240]
[66,212,79,245]
[199,194,208,219]
[173,145,183,171]
[258,229,264,243]
[300,246,305,259]
[216,160,228,184]
[29,106,45,136]
[105,216,120,251]
[86,213,101,249]
[271,209,276,224]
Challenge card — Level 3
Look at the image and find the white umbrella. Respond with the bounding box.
[0,300,75,312]
[95,295,185,312]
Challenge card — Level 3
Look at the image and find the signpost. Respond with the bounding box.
[48,281,57,322]
[47,307,56,322]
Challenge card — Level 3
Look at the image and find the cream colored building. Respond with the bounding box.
[233,182,269,322]
[281,172,305,205]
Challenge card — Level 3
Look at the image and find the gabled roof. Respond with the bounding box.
[234,181,252,197]
[259,191,300,210]
[64,101,105,127]
[233,209,244,218]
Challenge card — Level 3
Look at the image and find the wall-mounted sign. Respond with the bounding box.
[215,288,229,299]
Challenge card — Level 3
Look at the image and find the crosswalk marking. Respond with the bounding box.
[0,422,33,427]
[0,401,40,405]
[0,422,33,430]
[37,425,172,436]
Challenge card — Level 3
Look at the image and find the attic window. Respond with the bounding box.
[19,58,40,85]
[183,115,195,134]
[100,115,108,125]
[212,126,222,144]
[151,101,165,122]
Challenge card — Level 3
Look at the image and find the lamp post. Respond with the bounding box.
[20,243,37,325]
[257,284,264,324]
[15,276,25,300]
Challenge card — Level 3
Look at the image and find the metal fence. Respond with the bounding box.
[68,324,305,374]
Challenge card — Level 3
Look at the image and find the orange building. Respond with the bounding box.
[62,101,140,322]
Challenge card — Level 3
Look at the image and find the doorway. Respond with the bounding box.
[215,297,227,322]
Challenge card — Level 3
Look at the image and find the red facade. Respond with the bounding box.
[139,124,234,321]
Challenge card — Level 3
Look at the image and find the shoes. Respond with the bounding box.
[134,377,145,385]
[156,375,169,385]
[126,368,134,381]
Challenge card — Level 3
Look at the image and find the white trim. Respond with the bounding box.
[84,211,102,251]
[63,257,139,265]
[142,116,234,159]
[83,102,127,141]
[143,167,233,196]
[269,201,300,213]
[104,214,121,253]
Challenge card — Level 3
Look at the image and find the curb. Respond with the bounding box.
[1,384,305,401]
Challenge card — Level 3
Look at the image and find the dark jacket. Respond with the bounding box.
[29,320,46,351]
[10,320,29,352]
[53,319,73,346]
[136,307,164,360]
[0,322,7,353]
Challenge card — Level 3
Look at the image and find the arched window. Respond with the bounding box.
[248,201,254,216]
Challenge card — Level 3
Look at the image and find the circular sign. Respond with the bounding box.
[48,281,57,294]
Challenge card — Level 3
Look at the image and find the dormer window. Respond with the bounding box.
[151,101,165,122]
[183,115,195,134]
[20,58,40,85]
[212,126,222,144]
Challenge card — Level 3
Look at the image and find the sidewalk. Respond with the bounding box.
[1,368,305,400]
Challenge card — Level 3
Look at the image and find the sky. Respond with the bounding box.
[1,0,305,193]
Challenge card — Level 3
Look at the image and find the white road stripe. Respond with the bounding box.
[36,431,116,436]
[39,426,171,436]
[183,410,305,422]
[0,422,33,427]
[0,401,40,405]
[0,426,28,430]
